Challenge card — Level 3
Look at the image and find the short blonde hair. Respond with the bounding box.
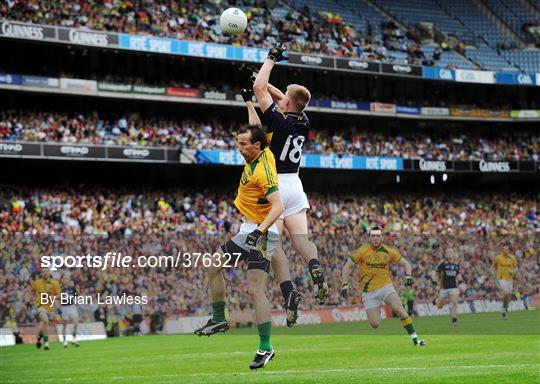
[286,84,311,113]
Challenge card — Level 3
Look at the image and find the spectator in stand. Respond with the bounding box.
[0,110,538,161]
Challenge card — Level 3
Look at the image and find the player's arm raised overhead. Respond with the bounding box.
[267,84,285,103]
[253,46,288,113]
[247,65,285,103]
[241,88,262,127]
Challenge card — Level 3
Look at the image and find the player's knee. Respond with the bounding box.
[291,235,312,252]
[369,320,380,328]
[247,280,264,299]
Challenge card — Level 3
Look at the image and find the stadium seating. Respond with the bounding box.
[372,0,477,45]
[1,0,538,72]
[1,110,538,160]
[482,0,538,43]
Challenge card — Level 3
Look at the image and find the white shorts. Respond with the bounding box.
[230,220,280,260]
[362,284,397,309]
[438,288,459,299]
[61,305,79,322]
[277,173,310,219]
[498,279,513,294]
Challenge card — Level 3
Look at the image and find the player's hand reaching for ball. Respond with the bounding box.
[404,275,413,287]
[245,229,263,247]
[241,88,254,102]
[341,282,350,299]
[246,65,260,83]
[267,45,288,62]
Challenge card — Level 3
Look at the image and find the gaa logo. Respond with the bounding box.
[228,23,238,28]
[439,69,453,80]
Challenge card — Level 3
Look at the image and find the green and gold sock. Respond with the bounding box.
[257,322,272,352]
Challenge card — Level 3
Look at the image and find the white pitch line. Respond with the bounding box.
[3,364,538,383]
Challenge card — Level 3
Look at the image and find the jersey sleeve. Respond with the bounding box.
[436,261,444,272]
[52,280,61,296]
[350,248,361,264]
[262,102,286,133]
[389,247,402,263]
[255,153,279,196]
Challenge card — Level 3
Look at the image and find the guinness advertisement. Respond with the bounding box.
[58,28,118,46]
[335,58,380,73]
[474,160,517,173]
[381,63,422,77]
[0,21,56,40]
[288,53,334,68]
[414,159,453,172]
[404,159,536,173]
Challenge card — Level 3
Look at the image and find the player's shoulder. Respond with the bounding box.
[268,102,286,117]
[382,243,400,255]
[257,148,277,170]
[353,243,370,256]
[358,243,371,252]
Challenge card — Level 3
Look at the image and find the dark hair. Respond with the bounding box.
[369,225,384,234]
[238,125,268,149]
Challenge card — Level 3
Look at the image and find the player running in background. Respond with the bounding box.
[434,249,461,327]
[60,274,80,348]
[492,244,518,319]
[30,268,60,350]
[194,125,284,370]
[340,226,426,346]
[241,45,328,327]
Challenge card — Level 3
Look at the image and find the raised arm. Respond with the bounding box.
[241,88,262,127]
[267,84,285,103]
[253,46,288,113]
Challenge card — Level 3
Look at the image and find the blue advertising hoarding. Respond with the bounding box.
[119,34,268,62]
[196,150,403,170]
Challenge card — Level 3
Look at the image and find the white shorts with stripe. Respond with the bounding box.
[362,284,397,309]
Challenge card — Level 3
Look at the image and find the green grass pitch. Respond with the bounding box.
[2,311,539,384]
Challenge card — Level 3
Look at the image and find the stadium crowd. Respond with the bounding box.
[0,0,458,66]
[0,185,538,327]
[1,111,538,160]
